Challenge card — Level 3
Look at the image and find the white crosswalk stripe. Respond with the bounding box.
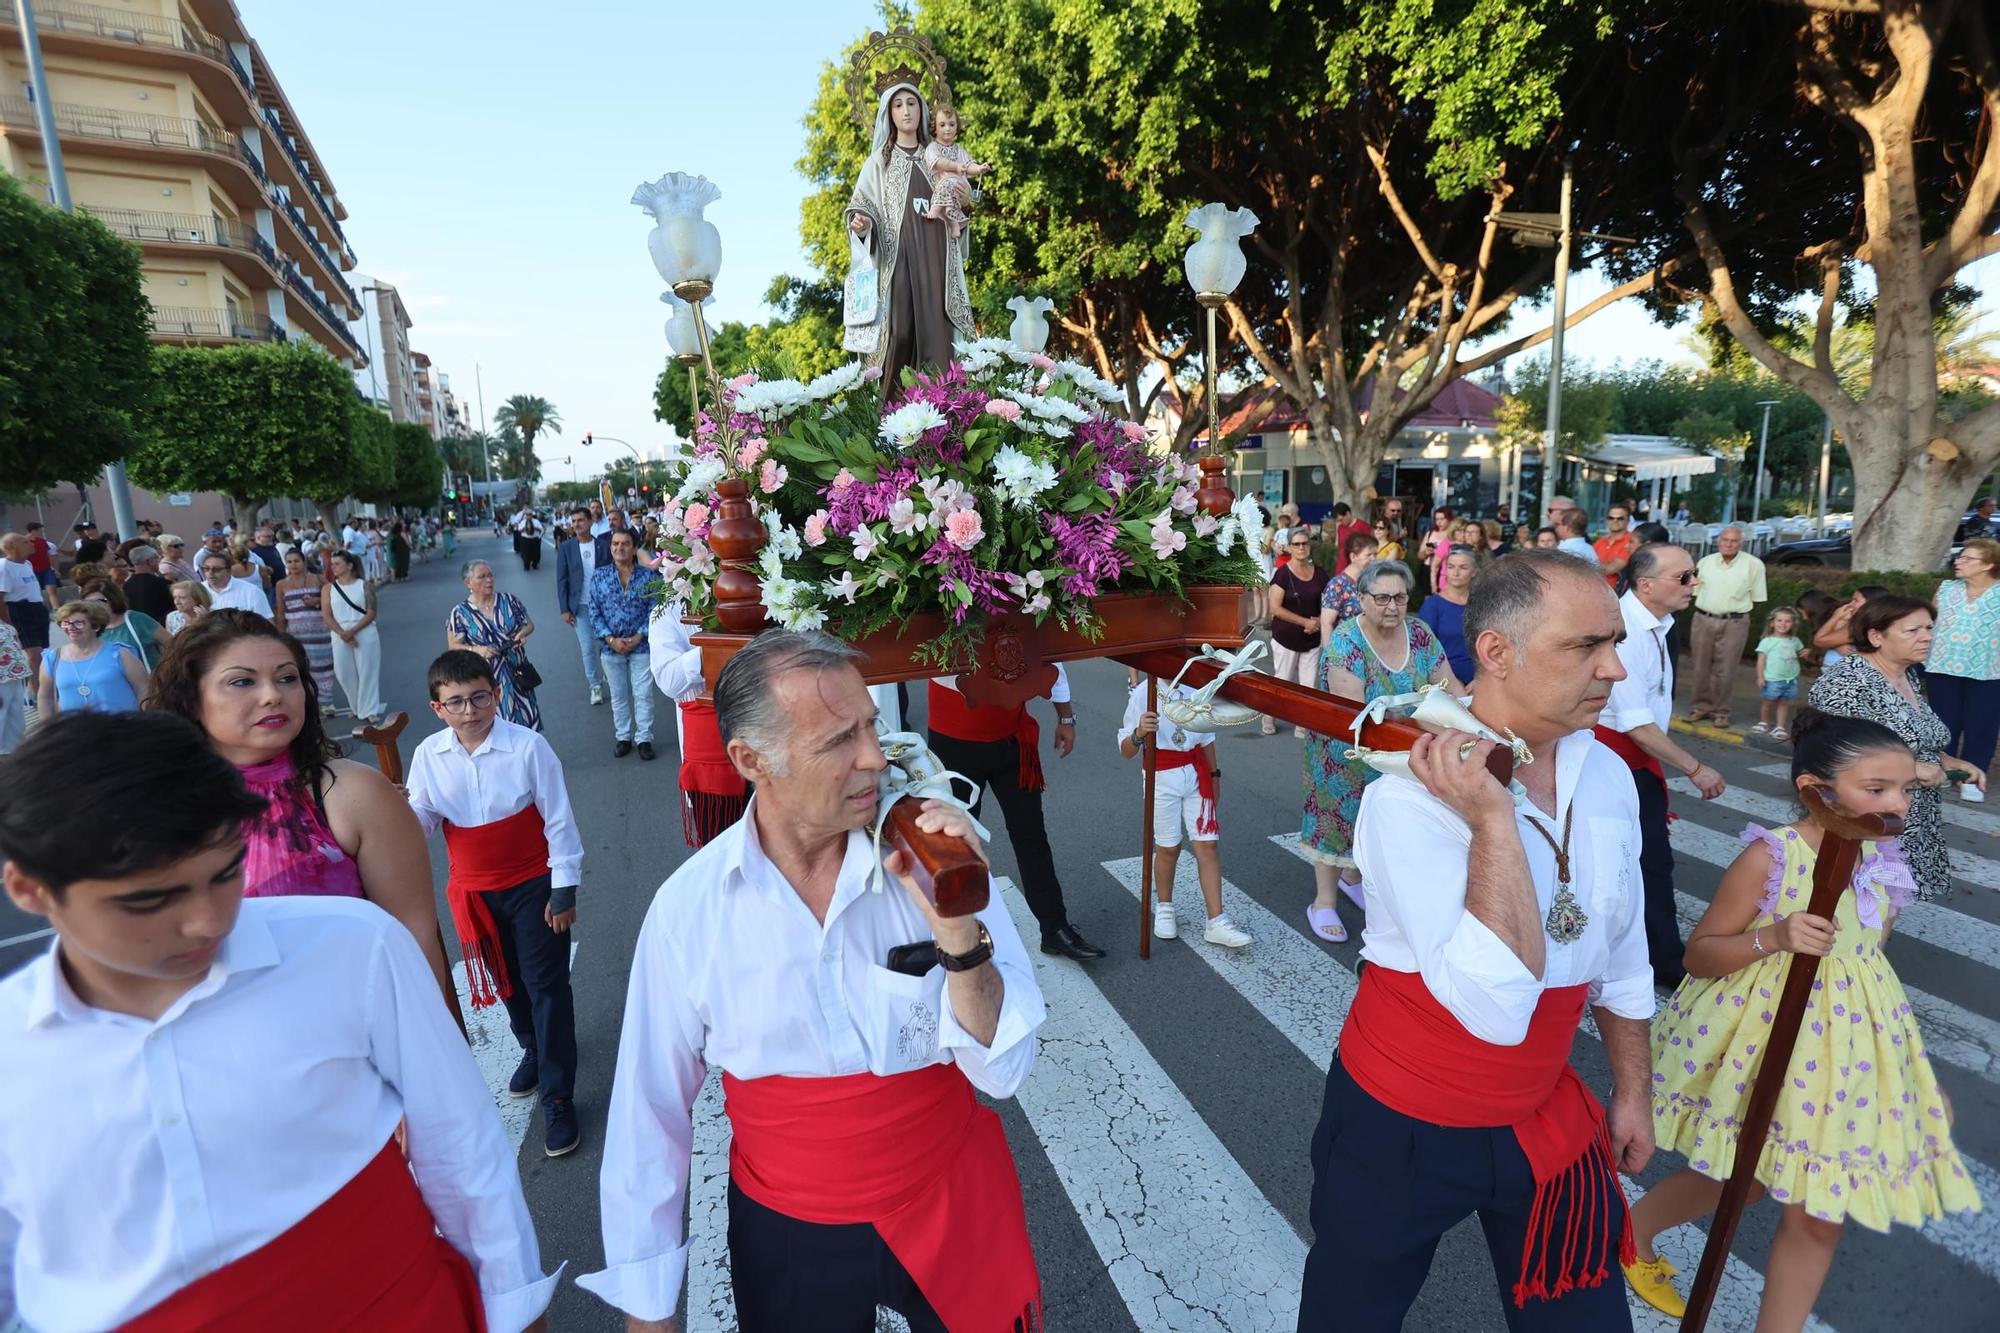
[1671,775,2000,890]
[1747,762,2000,838]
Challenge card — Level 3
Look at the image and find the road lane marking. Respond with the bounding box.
[1145,849,1825,1329]
[0,927,53,950]
[1747,763,2000,837]
[999,875,1308,1331]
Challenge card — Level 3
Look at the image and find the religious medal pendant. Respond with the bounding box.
[1545,880,1588,945]
[77,684,91,699]
[1171,726,1187,747]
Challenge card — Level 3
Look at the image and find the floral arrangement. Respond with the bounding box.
[652,338,1265,668]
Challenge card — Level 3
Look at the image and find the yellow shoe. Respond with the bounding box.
[1622,1254,1687,1318]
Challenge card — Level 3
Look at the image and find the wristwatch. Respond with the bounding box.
[1055,712,1076,725]
[937,924,994,972]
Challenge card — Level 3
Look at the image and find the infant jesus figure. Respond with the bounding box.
[922,104,990,239]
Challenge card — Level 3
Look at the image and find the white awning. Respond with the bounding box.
[1563,435,1717,482]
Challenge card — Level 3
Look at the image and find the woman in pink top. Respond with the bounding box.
[146,611,453,1005]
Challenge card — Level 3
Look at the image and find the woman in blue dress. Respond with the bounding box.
[37,600,147,715]
[1300,560,1463,943]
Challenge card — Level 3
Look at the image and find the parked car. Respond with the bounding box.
[1765,511,1985,569]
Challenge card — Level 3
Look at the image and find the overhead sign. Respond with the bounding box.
[167,492,194,507]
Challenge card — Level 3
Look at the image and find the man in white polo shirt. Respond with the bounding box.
[1592,542,1725,988]
[1686,524,1767,727]
[198,549,275,620]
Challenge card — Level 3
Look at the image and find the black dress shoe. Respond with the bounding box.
[637,741,656,761]
[1040,924,1106,961]
[507,1050,538,1099]
[614,739,633,758]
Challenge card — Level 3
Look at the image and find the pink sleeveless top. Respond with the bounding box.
[238,752,365,900]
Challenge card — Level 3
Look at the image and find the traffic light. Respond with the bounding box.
[583,432,594,448]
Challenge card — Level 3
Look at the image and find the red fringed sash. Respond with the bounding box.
[441,804,547,1008]
[1339,966,1634,1306]
[928,682,1044,792]
[1153,747,1219,836]
[679,699,747,848]
[119,1139,484,1331]
[723,1065,1042,1333]
[1592,723,1664,782]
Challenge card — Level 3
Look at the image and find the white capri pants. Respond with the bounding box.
[1151,763,1218,847]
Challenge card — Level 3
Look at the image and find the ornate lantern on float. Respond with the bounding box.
[1182,203,1259,517]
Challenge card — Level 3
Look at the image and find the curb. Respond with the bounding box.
[1669,717,1746,748]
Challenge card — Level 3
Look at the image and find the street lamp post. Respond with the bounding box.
[1183,203,1260,517]
[1751,399,1781,525]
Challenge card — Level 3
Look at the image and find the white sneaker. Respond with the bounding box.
[1203,914,1252,948]
[1153,904,1179,939]
[590,687,606,706]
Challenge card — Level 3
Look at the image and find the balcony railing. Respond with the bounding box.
[150,305,286,344]
[279,265,366,359]
[0,94,237,156]
[258,107,350,253]
[3,1,223,63]
[80,204,282,270]
[267,189,357,307]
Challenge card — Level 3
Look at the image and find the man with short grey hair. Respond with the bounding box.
[1687,524,1767,726]
[122,544,175,623]
[583,630,1047,1333]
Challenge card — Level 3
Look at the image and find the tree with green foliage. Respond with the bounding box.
[493,394,561,477]
[651,277,851,437]
[337,406,396,524]
[1608,0,2000,568]
[0,174,154,493]
[387,422,443,509]
[132,342,358,531]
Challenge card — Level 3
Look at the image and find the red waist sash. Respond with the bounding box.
[929,682,1043,792]
[1153,747,1219,835]
[723,1065,1041,1332]
[441,803,547,1007]
[679,698,747,848]
[1339,965,1633,1306]
[120,1139,483,1332]
[1591,723,1664,782]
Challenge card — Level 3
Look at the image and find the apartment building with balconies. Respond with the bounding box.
[0,0,366,367]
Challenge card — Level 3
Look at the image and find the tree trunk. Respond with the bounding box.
[1846,402,1991,570]
[231,496,268,531]
[313,499,345,534]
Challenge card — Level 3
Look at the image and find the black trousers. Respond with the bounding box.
[1632,766,1684,983]
[1298,1058,1632,1333]
[926,730,1070,937]
[485,874,575,1103]
[727,1179,945,1333]
[513,533,541,570]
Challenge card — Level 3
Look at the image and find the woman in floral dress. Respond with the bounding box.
[446,559,541,729]
[1299,559,1462,942]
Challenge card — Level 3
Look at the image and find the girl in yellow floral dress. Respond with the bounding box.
[1623,710,1981,1329]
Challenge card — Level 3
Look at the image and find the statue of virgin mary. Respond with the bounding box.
[844,79,975,399]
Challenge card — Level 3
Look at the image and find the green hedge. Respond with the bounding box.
[1763,567,1947,624]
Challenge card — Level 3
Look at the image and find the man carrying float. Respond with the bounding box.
[580,630,1045,1333]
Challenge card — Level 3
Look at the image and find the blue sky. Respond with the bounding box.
[242,1,1990,482]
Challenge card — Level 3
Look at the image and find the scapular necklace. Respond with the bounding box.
[1521,800,1589,945]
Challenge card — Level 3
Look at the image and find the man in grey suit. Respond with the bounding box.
[591,507,631,566]
[556,508,608,706]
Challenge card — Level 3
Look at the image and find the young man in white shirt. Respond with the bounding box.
[0,711,557,1332]
[580,630,1046,1333]
[1297,550,1655,1331]
[406,650,585,1158]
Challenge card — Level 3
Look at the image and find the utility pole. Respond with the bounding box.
[475,363,491,483]
[16,0,136,540]
[1751,400,1780,524]
[1539,161,1572,530]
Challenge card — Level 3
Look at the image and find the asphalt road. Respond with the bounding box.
[5,533,1994,1332]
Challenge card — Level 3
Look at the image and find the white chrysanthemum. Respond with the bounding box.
[779,603,828,632]
[1001,388,1091,425]
[760,575,801,616]
[673,458,725,505]
[731,377,811,421]
[1054,359,1123,404]
[771,524,804,560]
[879,401,948,447]
[992,445,1059,508]
[1215,515,1239,556]
[757,545,785,580]
[805,361,866,401]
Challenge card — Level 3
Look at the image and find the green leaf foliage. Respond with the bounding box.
[131,342,358,510]
[0,174,154,492]
[346,407,396,503]
[388,422,443,508]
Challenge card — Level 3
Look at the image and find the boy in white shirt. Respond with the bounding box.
[1117,676,1252,948]
[406,649,585,1159]
[0,711,556,1331]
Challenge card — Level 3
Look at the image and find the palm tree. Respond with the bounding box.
[491,425,540,483]
[493,394,561,476]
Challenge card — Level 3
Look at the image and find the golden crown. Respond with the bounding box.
[874,63,926,94]
[846,28,953,128]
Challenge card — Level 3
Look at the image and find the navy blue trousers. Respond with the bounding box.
[485,874,575,1105]
[726,1180,947,1333]
[1298,1057,1631,1332]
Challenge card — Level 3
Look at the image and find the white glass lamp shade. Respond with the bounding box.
[1183,202,1259,298]
[1006,295,1055,354]
[661,292,701,360]
[632,172,723,287]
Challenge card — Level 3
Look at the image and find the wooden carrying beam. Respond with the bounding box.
[1679,786,1898,1332]
[1112,649,1517,786]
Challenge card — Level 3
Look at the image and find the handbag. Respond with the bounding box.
[513,655,543,692]
[843,230,881,355]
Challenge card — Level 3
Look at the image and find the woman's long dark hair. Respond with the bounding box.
[147,610,339,791]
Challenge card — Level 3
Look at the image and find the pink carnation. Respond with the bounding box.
[682,501,710,530]
[831,467,858,491]
[728,372,759,391]
[1121,420,1148,443]
[986,398,1023,422]
[1030,353,1057,371]
[737,439,767,470]
[943,509,985,551]
[862,366,883,382]
[803,510,830,547]
[759,459,789,494]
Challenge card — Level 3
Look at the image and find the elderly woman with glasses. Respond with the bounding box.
[1298,559,1465,943]
[36,600,149,716]
[1264,529,1330,735]
[157,534,199,584]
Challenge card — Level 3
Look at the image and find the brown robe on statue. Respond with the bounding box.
[881,147,957,400]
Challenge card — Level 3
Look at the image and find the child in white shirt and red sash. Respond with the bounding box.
[0,711,557,1332]
[407,648,586,1159]
[1117,675,1253,948]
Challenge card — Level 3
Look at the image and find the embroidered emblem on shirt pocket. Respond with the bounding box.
[898,1002,938,1062]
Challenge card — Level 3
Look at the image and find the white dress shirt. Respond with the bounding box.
[1605,588,1674,735]
[577,801,1045,1320]
[204,577,273,618]
[0,897,557,1332]
[1354,729,1655,1046]
[1116,679,1214,752]
[405,717,584,889]
[1557,535,1600,565]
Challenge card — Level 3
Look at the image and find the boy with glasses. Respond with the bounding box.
[406,650,585,1158]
